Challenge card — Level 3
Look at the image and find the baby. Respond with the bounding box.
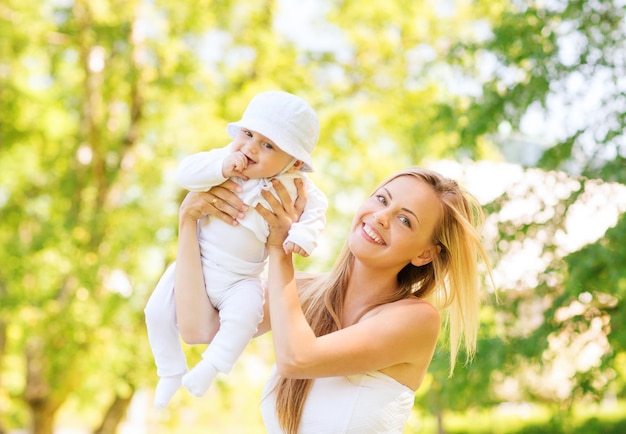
[144,91,328,408]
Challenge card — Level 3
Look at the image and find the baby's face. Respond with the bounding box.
[232,128,295,178]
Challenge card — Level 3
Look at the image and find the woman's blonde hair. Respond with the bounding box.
[273,167,491,433]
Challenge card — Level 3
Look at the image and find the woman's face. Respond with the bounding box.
[348,175,442,270]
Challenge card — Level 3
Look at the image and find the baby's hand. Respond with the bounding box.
[283,241,309,257]
[223,152,248,179]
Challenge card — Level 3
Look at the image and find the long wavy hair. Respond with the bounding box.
[273,168,491,433]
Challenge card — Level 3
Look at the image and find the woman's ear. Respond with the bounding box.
[410,244,441,267]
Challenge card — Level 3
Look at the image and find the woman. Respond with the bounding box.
[173,168,491,433]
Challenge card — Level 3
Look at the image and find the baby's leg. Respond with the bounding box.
[182,278,264,397]
[145,263,189,408]
[153,374,185,409]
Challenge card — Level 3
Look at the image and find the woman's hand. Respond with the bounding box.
[179,179,248,226]
[256,178,307,253]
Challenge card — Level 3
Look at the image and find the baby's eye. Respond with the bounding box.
[244,130,253,137]
[263,142,274,150]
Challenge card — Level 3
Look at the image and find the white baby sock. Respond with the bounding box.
[182,359,218,397]
[154,373,184,409]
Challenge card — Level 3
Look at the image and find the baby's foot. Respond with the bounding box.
[154,373,184,409]
[182,359,218,397]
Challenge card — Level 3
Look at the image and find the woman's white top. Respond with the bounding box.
[261,368,415,434]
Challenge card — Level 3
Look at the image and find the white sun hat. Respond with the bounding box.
[226,90,320,172]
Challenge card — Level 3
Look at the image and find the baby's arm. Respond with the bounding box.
[176,145,232,191]
[284,177,328,257]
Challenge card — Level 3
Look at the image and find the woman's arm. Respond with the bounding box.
[257,179,325,372]
[252,178,308,337]
[174,180,247,344]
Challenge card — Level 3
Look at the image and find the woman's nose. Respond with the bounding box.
[373,210,389,227]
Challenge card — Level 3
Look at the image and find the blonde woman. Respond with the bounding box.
[174,168,491,433]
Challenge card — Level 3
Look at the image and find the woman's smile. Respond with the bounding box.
[362,223,385,245]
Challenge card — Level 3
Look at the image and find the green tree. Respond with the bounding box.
[3,0,625,432]
[0,0,166,431]
[1,0,353,431]
[411,0,626,430]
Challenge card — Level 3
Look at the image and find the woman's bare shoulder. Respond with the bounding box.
[363,297,440,332]
[384,297,439,316]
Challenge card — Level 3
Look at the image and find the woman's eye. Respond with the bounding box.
[399,216,411,227]
[376,195,387,205]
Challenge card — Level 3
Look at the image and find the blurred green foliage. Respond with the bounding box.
[1,0,625,433]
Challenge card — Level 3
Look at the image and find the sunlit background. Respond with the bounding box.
[1,0,625,433]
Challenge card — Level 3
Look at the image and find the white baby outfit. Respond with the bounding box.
[144,144,327,386]
[145,90,327,407]
[261,368,415,433]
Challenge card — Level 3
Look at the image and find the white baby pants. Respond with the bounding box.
[144,261,264,377]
